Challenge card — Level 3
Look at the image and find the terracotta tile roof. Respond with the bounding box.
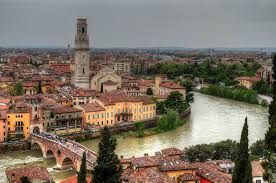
[178,173,200,181]
[102,80,118,85]
[70,89,99,97]
[52,106,82,114]
[122,168,174,183]
[5,166,52,183]
[159,156,195,172]
[98,91,155,105]
[160,147,183,156]
[80,102,106,112]
[159,81,185,89]
[140,80,154,87]
[235,77,260,83]
[60,175,91,183]
[131,156,160,168]
[0,77,14,83]
[192,162,232,183]
[252,161,264,177]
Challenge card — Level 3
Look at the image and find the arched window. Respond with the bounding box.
[83,68,85,74]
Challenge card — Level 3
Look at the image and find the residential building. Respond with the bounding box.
[6,103,31,141]
[235,77,260,89]
[0,111,7,143]
[114,60,131,74]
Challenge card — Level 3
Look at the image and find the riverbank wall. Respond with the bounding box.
[0,140,31,153]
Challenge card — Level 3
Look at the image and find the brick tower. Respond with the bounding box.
[73,18,90,89]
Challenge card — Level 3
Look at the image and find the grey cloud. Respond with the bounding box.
[0,0,276,47]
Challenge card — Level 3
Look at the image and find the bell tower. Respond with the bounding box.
[73,18,90,89]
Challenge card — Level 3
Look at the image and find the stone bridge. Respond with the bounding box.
[31,133,97,171]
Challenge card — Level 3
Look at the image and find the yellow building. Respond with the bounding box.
[6,105,31,141]
[0,112,7,143]
[78,102,107,128]
[78,92,156,128]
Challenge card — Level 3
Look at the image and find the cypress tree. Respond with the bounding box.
[232,117,252,183]
[265,54,276,151]
[37,81,42,94]
[92,126,123,183]
[263,54,276,181]
[78,151,87,183]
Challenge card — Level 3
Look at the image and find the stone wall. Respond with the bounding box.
[0,140,31,153]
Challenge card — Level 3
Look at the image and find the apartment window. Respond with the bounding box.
[101,121,103,126]
[102,114,104,118]
[88,115,90,120]
[111,112,113,117]
[111,120,113,124]
[107,113,109,118]
[97,114,99,118]
[93,114,95,119]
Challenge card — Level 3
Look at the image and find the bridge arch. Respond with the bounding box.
[61,157,75,169]
[31,141,46,158]
[46,149,56,159]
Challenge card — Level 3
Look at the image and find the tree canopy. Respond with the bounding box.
[92,126,122,183]
[264,54,276,181]
[11,81,24,96]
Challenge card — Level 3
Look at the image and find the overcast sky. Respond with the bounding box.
[1,0,276,48]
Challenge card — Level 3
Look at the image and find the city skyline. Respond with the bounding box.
[1,0,276,48]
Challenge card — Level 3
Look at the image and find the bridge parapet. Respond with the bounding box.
[31,133,97,171]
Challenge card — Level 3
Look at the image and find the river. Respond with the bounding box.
[0,92,269,182]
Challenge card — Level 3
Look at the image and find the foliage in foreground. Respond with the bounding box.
[232,117,252,183]
[78,151,87,183]
[184,139,265,162]
[92,127,122,183]
[264,54,276,181]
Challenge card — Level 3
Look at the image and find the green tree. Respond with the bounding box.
[252,79,272,95]
[181,79,194,103]
[92,126,122,183]
[250,139,265,158]
[146,87,154,95]
[36,81,42,94]
[264,54,276,181]
[165,91,189,113]
[135,122,145,137]
[78,151,87,183]
[232,117,252,183]
[12,81,24,96]
[213,139,237,160]
[20,176,31,183]
[157,111,184,131]
[185,144,214,162]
